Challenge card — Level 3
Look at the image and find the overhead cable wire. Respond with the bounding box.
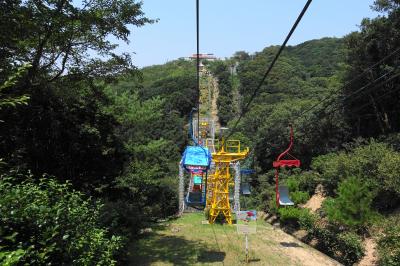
[341,67,398,104]
[295,69,400,131]
[350,72,400,114]
[303,67,399,120]
[294,47,400,121]
[196,0,200,140]
[225,0,313,140]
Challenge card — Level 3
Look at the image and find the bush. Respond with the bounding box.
[266,190,279,214]
[284,175,311,204]
[310,141,396,199]
[378,217,400,266]
[378,153,400,196]
[337,232,365,266]
[290,191,310,204]
[324,176,376,229]
[311,152,352,194]
[310,223,364,265]
[0,175,122,265]
[249,176,277,214]
[293,170,321,195]
[286,176,301,192]
[278,207,313,228]
[278,207,302,226]
[298,210,317,231]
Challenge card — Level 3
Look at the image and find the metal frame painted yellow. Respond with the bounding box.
[206,139,249,224]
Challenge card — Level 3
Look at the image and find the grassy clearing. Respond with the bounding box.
[129,213,341,266]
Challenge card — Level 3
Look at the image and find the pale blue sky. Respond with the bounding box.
[85,1,380,68]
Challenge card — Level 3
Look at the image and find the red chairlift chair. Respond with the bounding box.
[273,125,301,207]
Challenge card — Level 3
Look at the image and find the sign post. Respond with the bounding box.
[236,210,257,263]
[245,233,249,263]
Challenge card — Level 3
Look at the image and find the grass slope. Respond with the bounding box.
[129,213,341,266]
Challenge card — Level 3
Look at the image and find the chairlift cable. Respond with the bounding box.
[294,47,400,121]
[225,0,313,140]
[196,0,200,140]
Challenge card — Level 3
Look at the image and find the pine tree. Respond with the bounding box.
[325,176,375,228]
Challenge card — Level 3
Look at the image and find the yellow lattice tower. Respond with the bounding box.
[206,139,249,224]
[206,172,214,209]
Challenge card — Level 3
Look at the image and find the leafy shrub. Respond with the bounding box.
[249,176,277,214]
[100,199,145,239]
[264,189,279,215]
[337,232,365,266]
[378,216,400,266]
[0,175,122,265]
[310,141,396,198]
[378,152,400,196]
[278,207,302,225]
[284,175,311,204]
[298,210,317,231]
[324,176,376,229]
[293,170,321,195]
[290,191,310,204]
[311,152,352,194]
[310,141,400,211]
[310,223,364,265]
[351,142,392,180]
[380,133,400,152]
[278,207,313,228]
[0,249,26,266]
[286,176,301,192]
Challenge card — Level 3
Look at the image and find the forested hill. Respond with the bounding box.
[238,37,346,100]
[286,37,346,77]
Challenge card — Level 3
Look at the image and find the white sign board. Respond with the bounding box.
[236,210,257,235]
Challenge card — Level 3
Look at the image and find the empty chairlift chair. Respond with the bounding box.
[273,125,301,207]
[240,169,255,195]
[240,183,251,195]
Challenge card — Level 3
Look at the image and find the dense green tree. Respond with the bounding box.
[0,0,153,192]
[0,175,121,265]
[324,176,376,229]
[343,0,400,137]
[0,65,30,116]
[0,0,153,84]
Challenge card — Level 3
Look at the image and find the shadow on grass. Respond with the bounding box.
[280,241,302,248]
[130,232,225,266]
[197,251,226,263]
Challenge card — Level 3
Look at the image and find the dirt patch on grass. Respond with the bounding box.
[302,184,326,212]
[358,238,378,266]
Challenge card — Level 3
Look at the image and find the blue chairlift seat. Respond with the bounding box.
[278,186,294,206]
[186,191,204,204]
[241,183,251,195]
[240,169,256,175]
